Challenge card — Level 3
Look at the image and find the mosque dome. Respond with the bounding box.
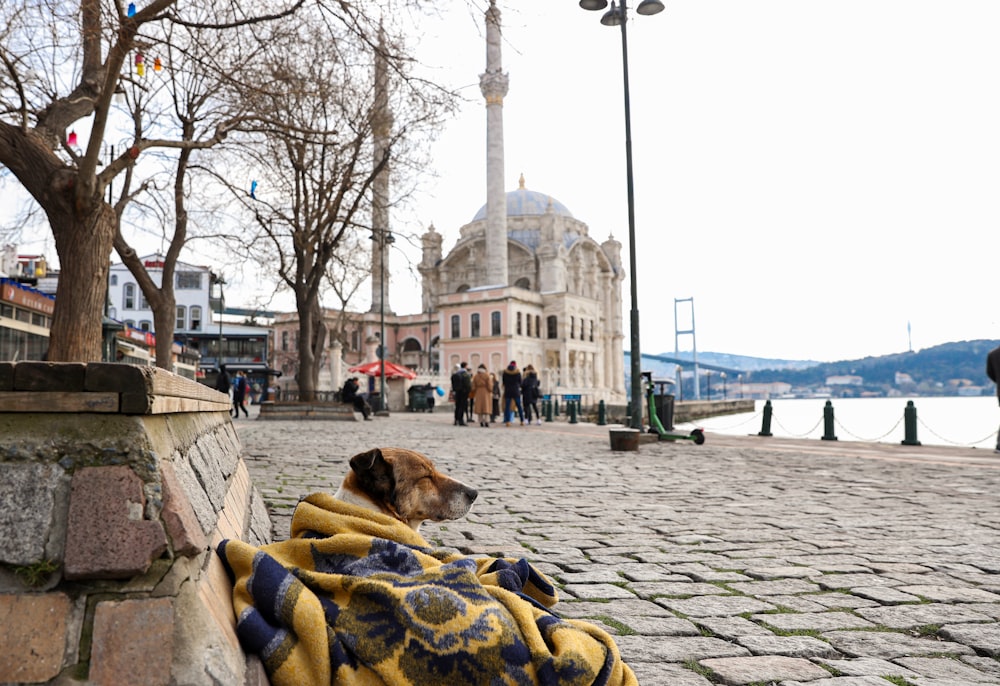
[471,174,573,222]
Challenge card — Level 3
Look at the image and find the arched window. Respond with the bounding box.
[516,312,522,336]
[123,283,135,310]
[110,274,118,286]
[526,314,532,337]
[546,315,558,339]
[456,284,470,293]
[514,277,530,289]
[402,338,422,352]
[190,306,202,331]
[450,314,460,338]
[535,315,541,339]
[282,331,289,351]
[570,316,575,339]
[491,311,501,336]
[470,313,480,337]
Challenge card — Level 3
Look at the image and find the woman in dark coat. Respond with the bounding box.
[501,361,524,426]
[521,364,541,425]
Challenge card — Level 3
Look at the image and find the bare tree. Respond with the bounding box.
[206,14,452,401]
[0,0,303,361]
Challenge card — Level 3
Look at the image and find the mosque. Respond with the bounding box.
[272,1,627,407]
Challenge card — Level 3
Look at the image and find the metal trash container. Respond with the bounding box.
[407,385,429,412]
[653,393,675,431]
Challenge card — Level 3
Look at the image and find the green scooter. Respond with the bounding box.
[641,371,705,444]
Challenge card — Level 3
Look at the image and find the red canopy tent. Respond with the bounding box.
[347,360,417,379]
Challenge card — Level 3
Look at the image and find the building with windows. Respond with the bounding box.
[107,255,273,386]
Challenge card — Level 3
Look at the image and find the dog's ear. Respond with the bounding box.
[349,448,395,503]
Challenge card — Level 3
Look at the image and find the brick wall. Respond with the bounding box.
[0,362,272,686]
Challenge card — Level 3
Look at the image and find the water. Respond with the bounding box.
[676,396,1000,450]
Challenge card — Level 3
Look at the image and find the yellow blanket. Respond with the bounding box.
[218,493,637,686]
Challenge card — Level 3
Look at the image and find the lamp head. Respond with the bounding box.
[600,1,622,26]
[579,0,608,9]
[636,0,665,15]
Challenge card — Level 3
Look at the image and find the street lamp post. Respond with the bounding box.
[721,371,727,400]
[580,0,663,430]
[211,274,226,372]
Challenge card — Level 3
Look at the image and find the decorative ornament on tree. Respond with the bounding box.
[250,180,258,199]
[135,52,144,77]
[67,130,78,147]
[127,2,136,17]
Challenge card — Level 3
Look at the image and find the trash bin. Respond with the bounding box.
[407,385,429,412]
[653,393,675,431]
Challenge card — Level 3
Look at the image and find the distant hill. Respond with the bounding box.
[629,340,1000,396]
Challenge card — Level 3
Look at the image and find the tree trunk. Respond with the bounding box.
[296,300,317,401]
[153,302,176,371]
[47,203,116,362]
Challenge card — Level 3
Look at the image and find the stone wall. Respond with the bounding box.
[0,362,271,686]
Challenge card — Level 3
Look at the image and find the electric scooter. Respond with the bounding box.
[641,371,705,445]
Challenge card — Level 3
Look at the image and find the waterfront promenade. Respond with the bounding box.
[234,406,1000,685]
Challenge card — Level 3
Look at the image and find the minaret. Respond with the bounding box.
[371,23,394,314]
[479,0,509,288]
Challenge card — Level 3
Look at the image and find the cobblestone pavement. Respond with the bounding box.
[235,406,1000,685]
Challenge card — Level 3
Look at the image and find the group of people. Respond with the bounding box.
[450,360,542,427]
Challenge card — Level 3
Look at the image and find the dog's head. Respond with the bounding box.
[339,447,478,531]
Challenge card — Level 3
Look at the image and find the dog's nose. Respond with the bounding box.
[465,486,479,503]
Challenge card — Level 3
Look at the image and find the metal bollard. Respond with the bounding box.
[554,397,560,417]
[597,399,607,426]
[821,400,838,441]
[568,400,578,424]
[545,398,553,422]
[758,399,773,437]
[901,400,921,446]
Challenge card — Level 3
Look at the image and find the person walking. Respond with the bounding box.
[451,362,471,426]
[502,360,524,426]
[215,365,232,399]
[490,372,500,424]
[987,345,1000,453]
[232,370,250,418]
[470,364,494,427]
[521,364,541,425]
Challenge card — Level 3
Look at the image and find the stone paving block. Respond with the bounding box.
[736,634,841,659]
[815,573,903,590]
[778,677,898,685]
[619,566,689,582]
[64,465,168,580]
[850,585,922,605]
[726,578,822,596]
[0,462,66,566]
[561,582,635,600]
[629,581,731,599]
[600,614,699,636]
[855,603,993,629]
[695,616,776,640]
[752,611,875,633]
[90,597,174,686]
[628,661,714,685]
[698,655,829,685]
[556,569,625,584]
[962,656,1000,678]
[812,657,921,679]
[0,592,70,683]
[764,595,829,612]
[896,584,1000,603]
[744,565,821,580]
[658,595,776,617]
[895,656,1000,682]
[558,598,675,619]
[822,630,975,659]
[616,635,750,663]
[938,623,1000,658]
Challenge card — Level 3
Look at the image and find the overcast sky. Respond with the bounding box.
[8,1,998,364]
[385,0,1000,362]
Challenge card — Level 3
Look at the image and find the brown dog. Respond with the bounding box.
[333,447,478,531]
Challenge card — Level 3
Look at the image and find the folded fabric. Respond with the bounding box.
[218,493,637,686]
